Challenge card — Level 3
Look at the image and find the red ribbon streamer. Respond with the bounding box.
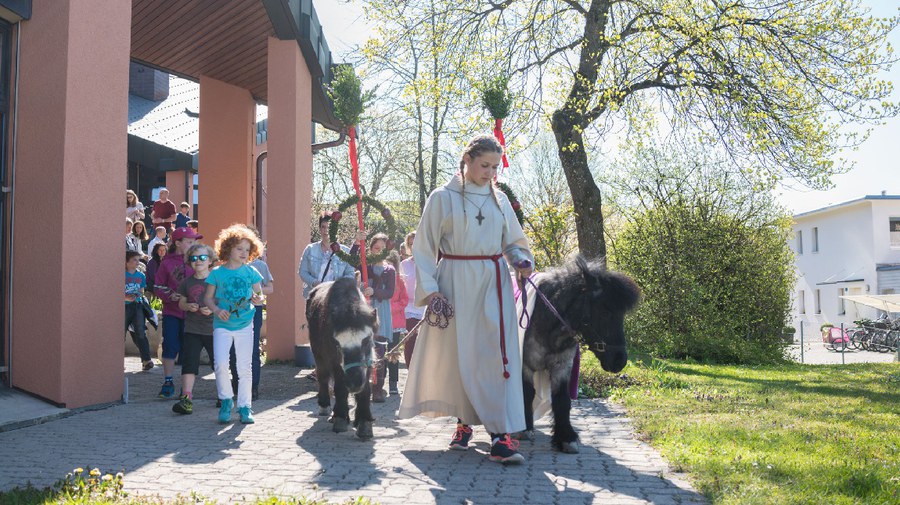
[348,126,369,290]
[493,118,509,170]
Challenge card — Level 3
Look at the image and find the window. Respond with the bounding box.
[837,289,845,315]
[812,227,819,253]
[798,290,806,314]
[796,230,803,254]
[890,218,900,248]
[814,289,821,314]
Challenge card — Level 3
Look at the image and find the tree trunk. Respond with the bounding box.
[550,110,606,262]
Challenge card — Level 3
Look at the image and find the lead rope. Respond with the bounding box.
[373,296,454,367]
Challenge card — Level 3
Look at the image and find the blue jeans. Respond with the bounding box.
[161,315,185,360]
[230,307,262,393]
[125,302,151,362]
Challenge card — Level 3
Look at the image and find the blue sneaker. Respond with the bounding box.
[218,398,234,424]
[158,380,176,399]
[238,406,255,424]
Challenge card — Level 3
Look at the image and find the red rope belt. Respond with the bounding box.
[441,253,511,379]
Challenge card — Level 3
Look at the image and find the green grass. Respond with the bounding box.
[581,354,900,505]
[0,469,375,505]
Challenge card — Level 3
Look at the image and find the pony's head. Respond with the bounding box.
[574,256,641,373]
[329,279,380,393]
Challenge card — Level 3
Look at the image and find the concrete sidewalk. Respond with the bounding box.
[0,358,705,504]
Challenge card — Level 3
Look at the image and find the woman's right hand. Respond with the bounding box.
[424,292,447,306]
[199,306,212,316]
[187,303,199,312]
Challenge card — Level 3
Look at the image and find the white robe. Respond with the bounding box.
[398,175,533,434]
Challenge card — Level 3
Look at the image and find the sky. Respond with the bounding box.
[313,1,900,215]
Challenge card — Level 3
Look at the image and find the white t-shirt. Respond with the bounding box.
[126,203,145,222]
[400,257,425,319]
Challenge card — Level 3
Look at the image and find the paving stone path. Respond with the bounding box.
[0,359,706,504]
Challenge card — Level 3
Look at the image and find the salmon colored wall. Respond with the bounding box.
[265,37,313,358]
[165,171,188,210]
[12,0,131,407]
[197,76,254,246]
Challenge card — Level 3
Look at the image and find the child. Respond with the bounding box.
[125,250,154,371]
[229,226,274,401]
[359,233,395,403]
[204,224,265,424]
[398,135,534,464]
[400,231,424,366]
[153,226,202,399]
[147,226,168,256]
[172,244,217,415]
[175,202,191,229]
[387,250,409,396]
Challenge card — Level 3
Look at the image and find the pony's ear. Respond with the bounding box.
[576,254,604,297]
[605,272,641,312]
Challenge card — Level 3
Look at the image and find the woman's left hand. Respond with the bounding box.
[516,265,533,281]
[251,292,265,305]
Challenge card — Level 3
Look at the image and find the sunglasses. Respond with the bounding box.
[188,254,210,262]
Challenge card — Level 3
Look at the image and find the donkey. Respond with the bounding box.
[307,277,379,440]
[520,255,640,453]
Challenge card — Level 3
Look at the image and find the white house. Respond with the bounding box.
[791,194,900,336]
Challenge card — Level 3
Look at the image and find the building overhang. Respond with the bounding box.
[131,0,341,132]
[0,0,30,22]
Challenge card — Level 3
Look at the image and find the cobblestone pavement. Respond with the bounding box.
[0,358,706,505]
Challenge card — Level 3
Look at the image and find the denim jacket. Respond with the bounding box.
[298,241,356,298]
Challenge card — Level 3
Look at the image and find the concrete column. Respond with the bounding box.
[12,0,131,407]
[165,171,188,211]
[265,37,313,361]
[197,76,255,242]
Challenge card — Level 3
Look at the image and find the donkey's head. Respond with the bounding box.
[330,282,380,393]
[575,256,641,373]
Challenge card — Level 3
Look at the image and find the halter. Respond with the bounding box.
[342,357,373,372]
[519,276,626,355]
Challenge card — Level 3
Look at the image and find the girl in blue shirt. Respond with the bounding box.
[205,224,265,425]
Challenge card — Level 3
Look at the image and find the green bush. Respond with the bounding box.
[611,201,794,363]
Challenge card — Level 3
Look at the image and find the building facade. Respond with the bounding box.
[791,195,900,335]
[0,0,343,408]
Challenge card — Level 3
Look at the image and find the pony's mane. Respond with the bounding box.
[327,277,377,331]
[540,255,641,313]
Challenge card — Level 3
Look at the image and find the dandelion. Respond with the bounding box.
[102,474,113,481]
[90,468,101,477]
[115,472,124,479]
[74,467,84,474]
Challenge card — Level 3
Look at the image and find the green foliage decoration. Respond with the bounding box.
[328,194,398,268]
[327,65,373,128]
[494,181,524,227]
[481,75,512,120]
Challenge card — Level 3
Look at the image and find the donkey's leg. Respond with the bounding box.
[550,373,579,454]
[520,377,536,441]
[353,370,375,440]
[316,366,332,416]
[332,373,351,433]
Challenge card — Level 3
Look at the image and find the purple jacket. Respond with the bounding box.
[153,252,194,318]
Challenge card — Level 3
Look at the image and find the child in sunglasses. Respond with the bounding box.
[204,224,266,424]
[171,243,217,415]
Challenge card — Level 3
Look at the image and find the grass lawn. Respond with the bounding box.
[581,355,900,505]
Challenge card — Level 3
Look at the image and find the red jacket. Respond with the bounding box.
[390,273,409,330]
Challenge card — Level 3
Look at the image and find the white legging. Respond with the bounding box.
[214,323,253,408]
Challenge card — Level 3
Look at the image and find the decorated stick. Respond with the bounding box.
[347,126,369,289]
[493,118,509,170]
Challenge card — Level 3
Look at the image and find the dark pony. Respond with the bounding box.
[521,255,640,453]
[307,277,379,440]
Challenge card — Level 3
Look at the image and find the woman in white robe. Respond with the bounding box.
[398,135,534,464]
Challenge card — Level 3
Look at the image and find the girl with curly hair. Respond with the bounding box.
[204,224,266,425]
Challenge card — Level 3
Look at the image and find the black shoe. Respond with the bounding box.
[372,388,386,403]
[172,395,193,415]
[252,389,259,401]
[449,424,473,450]
[489,434,525,464]
[389,381,399,395]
